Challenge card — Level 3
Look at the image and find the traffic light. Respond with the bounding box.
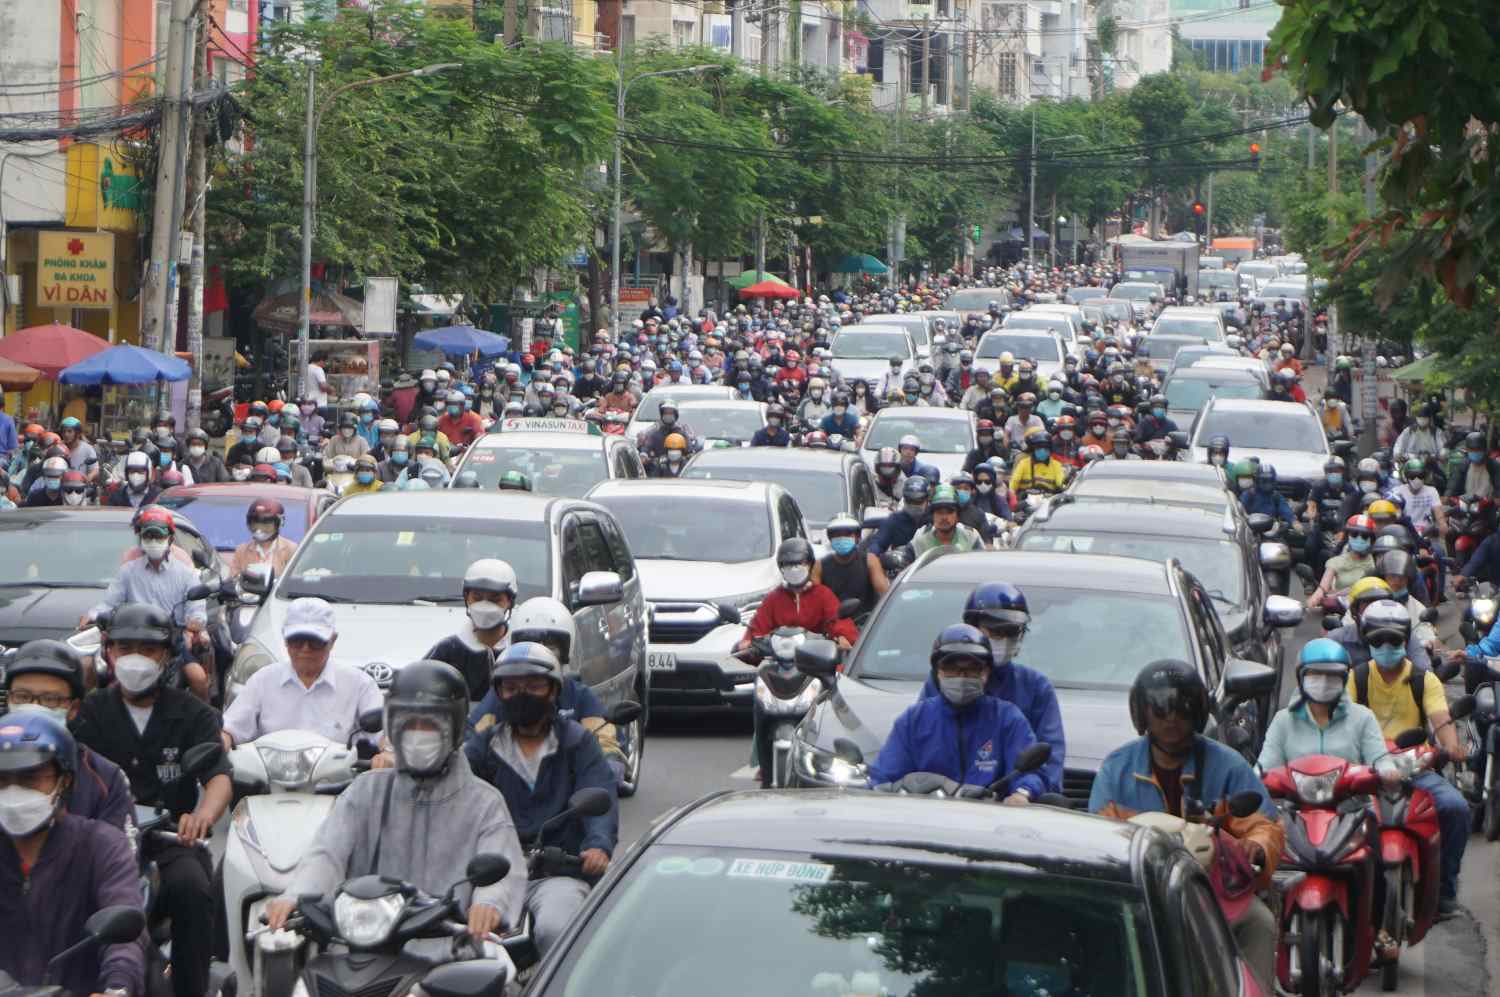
[1192,201,1206,216]
[1249,142,1262,170]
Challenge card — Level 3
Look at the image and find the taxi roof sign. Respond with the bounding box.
[499,417,601,436]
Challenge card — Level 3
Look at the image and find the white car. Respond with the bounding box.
[974,328,1067,383]
[450,418,647,496]
[828,324,916,391]
[860,406,977,483]
[1150,305,1227,343]
[1107,281,1162,320]
[626,384,736,443]
[1189,397,1331,501]
[862,313,932,359]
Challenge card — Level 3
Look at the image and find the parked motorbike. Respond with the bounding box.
[1263,755,1381,996]
[0,906,146,997]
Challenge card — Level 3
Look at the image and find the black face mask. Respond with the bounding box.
[502,691,552,728]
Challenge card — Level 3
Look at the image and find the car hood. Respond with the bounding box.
[634,558,779,602]
[0,584,107,645]
[244,598,466,673]
[800,675,1134,774]
[1193,444,1327,482]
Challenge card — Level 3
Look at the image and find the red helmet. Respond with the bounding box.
[976,419,995,433]
[133,506,176,536]
[1345,514,1377,538]
[267,399,285,413]
[158,469,185,489]
[1054,414,1077,430]
[785,350,801,364]
[251,463,279,483]
[246,497,286,529]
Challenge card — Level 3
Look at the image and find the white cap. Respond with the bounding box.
[283,597,336,642]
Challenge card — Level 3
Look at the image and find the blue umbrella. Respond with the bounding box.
[413,324,511,358]
[58,343,191,385]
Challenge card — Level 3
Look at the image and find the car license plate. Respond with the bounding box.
[648,652,677,672]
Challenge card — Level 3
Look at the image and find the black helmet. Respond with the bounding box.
[103,602,173,646]
[338,411,357,429]
[4,639,86,700]
[418,414,440,434]
[1128,659,1210,735]
[1206,434,1230,456]
[1376,549,1414,584]
[186,427,210,445]
[1253,463,1277,488]
[384,660,469,778]
[776,537,815,569]
[902,476,931,503]
[1464,431,1485,452]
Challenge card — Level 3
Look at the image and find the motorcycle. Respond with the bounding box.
[1263,755,1381,996]
[0,906,146,997]
[866,741,1055,802]
[1247,513,1304,598]
[1458,648,1500,839]
[73,579,238,700]
[1447,493,1494,565]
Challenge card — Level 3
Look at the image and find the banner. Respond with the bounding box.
[37,231,116,309]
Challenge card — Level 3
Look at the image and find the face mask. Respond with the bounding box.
[467,600,510,631]
[811,389,824,400]
[1237,477,1253,490]
[738,382,750,392]
[781,564,810,588]
[391,452,409,466]
[1416,418,1430,428]
[502,691,552,729]
[187,445,206,460]
[340,427,355,439]
[768,417,782,428]
[0,785,58,838]
[829,536,857,557]
[1408,477,1424,491]
[834,407,847,418]
[232,466,252,481]
[251,527,275,543]
[991,636,1021,668]
[398,730,448,772]
[1108,418,1122,428]
[447,406,462,418]
[976,481,994,494]
[1391,588,1409,603]
[1348,537,1371,554]
[903,501,926,519]
[1369,643,1406,669]
[1301,674,1344,704]
[1325,473,1344,488]
[9,701,71,726]
[661,413,677,426]
[158,453,172,467]
[114,653,163,695]
[1152,408,1166,419]
[360,413,374,424]
[1468,451,1484,464]
[44,477,60,492]
[355,471,375,485]
[1033,448,1051,463]
[1360,479,1378,493]
[140,538,170,562]
[62,490,85,506]
[1049,391,1062,400]
[1209,454,1225,467]
[938,675,985,709]
[1059,430,1074,441]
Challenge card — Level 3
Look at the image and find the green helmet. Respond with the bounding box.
[498,470,532,492]
[929,484,959,510]
[1335,356,1353,371]
[1230,459,1257,482]
[1404,457,1426,478]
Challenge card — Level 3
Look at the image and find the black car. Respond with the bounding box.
[788,549,1279,800]
[530,789,1265,997]
[1015,498,1303,684]
[1065,459,1243,520]
[0,507,225,647]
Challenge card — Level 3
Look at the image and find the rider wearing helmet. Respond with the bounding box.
[812,513,889,617]
[869,476,930,555]
[1322,577,1432,671]
[748,402,791,448]
[652,432,691,477]
[438,389,484,447]
[909,484,984,555]
[464,643,618,957]
[1448,430,1500,499]
[268,660,527,943]
[1307,513,1377,610]
[23,454,69,506]
[1239,462,1295,526]
[424,559,520,702]
[867,623,1044,804]
[1258,638,1394,780]
[180,427,228,483]
[229,497,298,576]
[326,411,371,460]
[1303,456,1360,579]
[963,418,1007,474]
[56,415,99,480]
[1002,394,1045,448]
[1205,434,1231,469]
[0,713,145,997]
[1009,428,1068,495]
[342,453,384,496]
[895,433,940,484]
[737,538,859,651]
[818,390,861,440]
[1398,455,1447,536]
[407,413,454,461]
[1393,402,1441,462]
[1133,393,1178,443]
[638,398,699,464]
[871,445,906,507]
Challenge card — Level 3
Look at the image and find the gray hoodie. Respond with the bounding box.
[282,750,527,930]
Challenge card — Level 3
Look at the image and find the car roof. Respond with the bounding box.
[1165,366,1262,383]
[907,547,1173,594]
[1027,499,1237,542]
[470,430,604,451]
[1075,460,1228,488]
[868,405,973,423]
[862,313,924,325]
[323,489,560,520]
[684,447,855,472]
[161,483,322,501]
[655,789,1141,883]
[1205,397,1315,415]
[586,478,775,503]
[0,507,155,526]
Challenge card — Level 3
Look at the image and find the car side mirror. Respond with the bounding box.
[1228,790,1263,819]
[795,638,841,681]
[606,700,642,726]
[240,563,274,597]
[832,737,865,766]
[1223,658,1277,701]
[464,853,512,888]
[1166,431,1189,450]
[182,741,224,780]
[419,961,510,997]
[1262,594,1304,629]
[574,570,623,608]
[566,786,614,819]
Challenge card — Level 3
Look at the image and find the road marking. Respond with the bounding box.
[729,765,758,781]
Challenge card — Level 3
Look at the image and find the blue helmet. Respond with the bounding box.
[1206,434,1231,456]
[1298,637,1351,673]
[929,623,992,670]
[1254,463,1277,488]
[901,476,931,503]
[0,711,77,780]
[963,582,1029,630]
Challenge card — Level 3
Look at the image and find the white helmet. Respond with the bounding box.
[463,558,518,600]
[508,596,577,666]
[256,446,281,464]
[420,369,437,384]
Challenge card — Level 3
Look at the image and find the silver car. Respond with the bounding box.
[828,325,916,392]
[1189,397,1332,501]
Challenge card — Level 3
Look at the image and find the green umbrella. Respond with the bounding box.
[1390,355,1442,382]
[727,269,789,290]
[832,253,890,275]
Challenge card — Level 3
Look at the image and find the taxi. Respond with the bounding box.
[450,417,648,496]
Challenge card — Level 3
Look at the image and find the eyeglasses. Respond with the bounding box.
[7,690,73,709]
[62,487,87,496]
[138,528,170,540]
[286,636,330,651]
[1366,636,1405,650]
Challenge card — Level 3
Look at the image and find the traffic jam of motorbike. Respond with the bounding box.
[4,256,1500,997]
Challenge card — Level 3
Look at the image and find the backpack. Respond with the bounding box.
[1351,661,1428,730]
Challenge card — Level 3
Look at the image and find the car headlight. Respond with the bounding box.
[257,744,326,788]
[1291,769,1339,806]
[793,736,868,786]
[333,891,406,947]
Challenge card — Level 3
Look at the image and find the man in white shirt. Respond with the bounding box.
[306,351,330,407]
[220,597,382,748]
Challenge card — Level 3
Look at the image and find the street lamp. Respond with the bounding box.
[296,62,461,399]
[610,63,717,342]
[1027,120,1085,266]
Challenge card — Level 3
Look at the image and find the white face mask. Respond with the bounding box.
[127,471,148,490]
[1359,480,1378,493]
[63,491,86,507]
[9,701,70,726]
[251,527,275,543]
[140,538,170,562]
[467,600,509,631]
[113,653,163,695]
[1210,454,1226,467]
[188,445,206,460]
[1302,674,1344,704]
[232,466,252,481]
[1236,477,1253,490]
[781,564,810,588]
[976,481,994,494]
[0,785,59,838]
[399,730,448,772]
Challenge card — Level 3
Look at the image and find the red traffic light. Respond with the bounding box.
[1192,202,1206,215]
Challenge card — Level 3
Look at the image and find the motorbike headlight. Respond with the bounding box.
[333,891,406,947]
[257,745,326,789]
[1291,769,1339,806]
[793,736,868,786]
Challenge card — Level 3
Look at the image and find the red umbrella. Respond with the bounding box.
[740,280,801,299]
[0,322,110,378]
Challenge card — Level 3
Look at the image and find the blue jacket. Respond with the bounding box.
[465,715,618,858]
[1240,487,1295,526]
[919,663,1065,792]
[868,508,921,555]
[900,459,941,484]
[868,694,1045,799]
[1461,532,1500,584]
[819,411,861,438]
[1088,734,1276,819]
[750,427,791,447]
[0,411,15,461]
[467,678,604,736]
[1464,622,1500,661]
[1132,414,1179,443]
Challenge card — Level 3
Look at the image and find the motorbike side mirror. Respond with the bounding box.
[1228,790,1264,819]
[1167,431,1189,451]
[1393,728,1427,750]
[190,547,214,571]
[1448,694,1477,721]
[185,583,213,601]
[832,737,865,767]
[715,602,742,626]
[837,598,862,620]
[1420,606,1440,625]
[82,905,148,947]
[181,741,224,780]
[464,853,513,888]
[240,563,274,597]
[566,786,614,819]
[1262,594,1304,628]
[358,709,385,734]
[1223,658,1277,701]
[1036,792,1078,809]
[606,700,642,726]
[794,638,841,681]
[1246,513,1273,535]
[1434,659,1463,683]
[1223,725,1253,752]
[1321,613,1343,633]
[419,960,511,997]
[1015,742,1052,773]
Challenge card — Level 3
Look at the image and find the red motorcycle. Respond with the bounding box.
[1448,493,1494,564]
[1370,732,1445,990]
[1264,755,1380,996]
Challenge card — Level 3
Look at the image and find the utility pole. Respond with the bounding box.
[920,16,930,114]
[759,0,771,76]
[504,0,518,44]
[1362,119,1378,215]
[1327,122,1339,194]
[185,9,208,431]
[963,27,973,112]
[297,59,316,400]
[1026,109,1036,266]
[140,0,195,354]
[1205,172,1214,244]
[1306,125,1315,170]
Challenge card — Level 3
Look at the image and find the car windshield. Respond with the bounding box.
[1005,316,1071,340]
[1109,284,1157,301]
[1165,377,1262,411]
[1200,272,1237,290]
[679,406,765,443]
[552,846,1149,997]
[1069,479,1232,512]
[635,389,727,423]
[855,582,1191,686]
[866,317,928,347]
[1237,264,1277,280]
[864,416,971,454]
[0,520,138,587]
[277,515,551,604]
[1152,317,1222,341]
[1140,338,1197,361]
[832,332,911,360]
[592,494,772,562]
[1099,300,1135,322]
[1197,407,1327,453]
[1019,533,1244,604]
[461,443,607,497]
[683,465,845,525]
[156,494,311,551]
[1066,288,1108,303]
[976,334,1061,362]
[947,289,1007,311]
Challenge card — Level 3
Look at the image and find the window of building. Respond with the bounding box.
[672,20,696,49]
[998,51,1018,99]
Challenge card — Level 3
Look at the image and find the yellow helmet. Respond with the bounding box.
[1368,499,1399,523]
[998,351,1016,364]
[1348,576,1393,615]
[664,432,688,452]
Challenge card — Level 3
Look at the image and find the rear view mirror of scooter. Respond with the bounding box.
[36,905,148,985]
[565,786,613,819]
[985,742,1051,796]
[182,740,225,779]
[420,960,511,997]
[465,853,513,889]
[1228,790,1264,819]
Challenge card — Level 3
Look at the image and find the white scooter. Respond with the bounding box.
[219,717,379,997]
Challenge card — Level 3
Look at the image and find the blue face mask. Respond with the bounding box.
[447,405,462,417]
[1034,448,1051,463]
[158,453,171,467]
[738,382,750,392]
[830,536,858,557]
[1469,451,1485,464]
[956,489,971,505]
[1152,407,1166,419]
[356,471,375,485]
[1369,643,1406,669]
[268,415,280,426]
[361,413,374,424]
[1348,536,1371,554]
[391,452,408,465]
[1327,473,1344,487]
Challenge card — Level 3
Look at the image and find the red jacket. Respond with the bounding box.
[437,411,485,446]
[747,583,859,644]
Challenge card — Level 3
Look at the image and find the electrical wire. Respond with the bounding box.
[0,54,164,97]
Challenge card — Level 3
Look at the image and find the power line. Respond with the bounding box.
[0,54,164,97]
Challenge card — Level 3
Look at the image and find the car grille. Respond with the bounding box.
[649,602,722,645]
[1062,768,1095,806]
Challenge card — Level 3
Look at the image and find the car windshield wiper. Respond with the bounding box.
[411,596,465,605]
